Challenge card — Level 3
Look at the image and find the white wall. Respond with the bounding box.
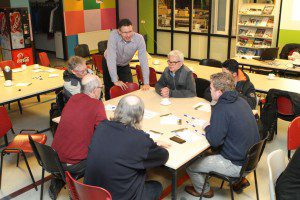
[280,0,300,30]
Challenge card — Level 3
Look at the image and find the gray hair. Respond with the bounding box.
[81,74,101,94]
[168,50,184,62]
[111,95,144,129]
[210,72,235,93]
[67,56,86,71]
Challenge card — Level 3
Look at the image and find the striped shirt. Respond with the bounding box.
[104,30,149,84]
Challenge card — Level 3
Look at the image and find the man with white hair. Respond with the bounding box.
[155,50,196,98]
[84,95,169,200]
[50,74,107,199]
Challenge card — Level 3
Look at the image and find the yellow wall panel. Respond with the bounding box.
[64,0,83,11]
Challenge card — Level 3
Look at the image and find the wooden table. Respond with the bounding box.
[0,65,64,105]
[233,57,300,75]
[55,88,211,199]
[131,56,300,94]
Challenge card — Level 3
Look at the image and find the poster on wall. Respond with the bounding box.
[0,11,11,50]
[11,47,34,67]
[10,11,25,49]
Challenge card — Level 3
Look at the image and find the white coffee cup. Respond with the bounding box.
[268,73,275,78]
[21,64,27,70]
[153,60,160,65]
[160,98,171,105]
[4,80,13,87]
[34,64,40,69]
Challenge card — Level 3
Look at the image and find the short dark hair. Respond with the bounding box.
[222,59,239,73]
[118,19,132,29]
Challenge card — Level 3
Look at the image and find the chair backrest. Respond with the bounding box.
[277,96,294,116]
[38,52,51,67]
[267,149,288,200]
[0,60,17,70]
[195,78,210,98]
[199,59,222,68]
[0,106,13,138]
[28,135,66,181]
[240,138,267,176]
[98,40,108,55]
[110,82,139,99]
[74,44,90,58]
[135,65,143,85]
[288,116,300,151]
[136,65,157,86]
[279,43,300,59]
[91,54,103,74]
[65,171,112,200]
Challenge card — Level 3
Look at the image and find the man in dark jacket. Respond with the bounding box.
[63,56,93,100]
[204,59,257,109]
[185,72,260,198]
[155,50,196,98]
[84,95,169,200]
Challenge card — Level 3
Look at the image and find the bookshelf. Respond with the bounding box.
[236,2,281,57]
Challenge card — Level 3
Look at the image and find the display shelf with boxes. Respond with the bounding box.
[236,1,280,57]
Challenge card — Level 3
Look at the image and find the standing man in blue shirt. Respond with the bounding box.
[103,19,150,100]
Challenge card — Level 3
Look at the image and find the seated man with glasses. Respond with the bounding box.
[63,56,93,101]
[50,74,107,199]
[103,18,150,100]
[155,50,196,98]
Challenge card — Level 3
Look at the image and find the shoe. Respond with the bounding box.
[185,185,214,198]
[232,177,250,193]
[49,178,65,200]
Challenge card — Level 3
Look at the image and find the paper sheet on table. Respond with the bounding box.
[190,119,207,127]
[32,69,43,73]
[49,74,59,78]
[45,69,56,73]
[144,109,159,119]
[193,102,211,112]
[145,130,162,140]
[16,82,32,87]
[105,104,116,111]
[176,129,201,142]
[12,68,23,73]
[160,114,181,125]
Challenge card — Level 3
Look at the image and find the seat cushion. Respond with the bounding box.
[4,134,47,153]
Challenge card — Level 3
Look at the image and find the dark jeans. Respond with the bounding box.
[142,180,163,200]
[102,57,133,100]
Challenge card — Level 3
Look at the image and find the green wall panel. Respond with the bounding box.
[278,29,300,53]
[84,0,100,10]
[139,0,154,54]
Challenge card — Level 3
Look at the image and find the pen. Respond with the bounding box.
[195,129,206,136]
[160,113,172,117]
[149,130,163,135]
[186,120,196,128]
[194,105,203,110]
[171,128,187,133]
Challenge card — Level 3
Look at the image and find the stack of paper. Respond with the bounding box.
[175,129,201,142]
[160,114,181,125]
[16,83,32,87]
[49,74,59,78]
[145,130,163,140]
[144,109,159,119]
[193,102,211,112]
[12,68,23,73]
[105,104,116,111]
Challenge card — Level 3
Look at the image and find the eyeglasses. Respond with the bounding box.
[167,60,181,65]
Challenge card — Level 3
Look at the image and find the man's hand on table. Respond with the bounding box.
[160,87,170,98]
[141,84,150,91]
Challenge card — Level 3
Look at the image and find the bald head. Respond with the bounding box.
[112,95,144,129]
[81,74,102,99]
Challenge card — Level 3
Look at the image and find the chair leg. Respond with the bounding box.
[17,100,23,114]
[8,103,11,110]
[40,168,45,200]
[21,151,37,191]
[254,170,259,200]
[3,135,8,146]
[0,151,5,189]
[37,95,41,102]
[288,150,291,159]
[200,175,210,200]
[229,183,235,200]
[220,180,225,189]
[16,153,20,167]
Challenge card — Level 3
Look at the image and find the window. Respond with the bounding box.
[157,0,172,30]
[211,0,230,35]
[192,0,209,33]
[174,0,190,31]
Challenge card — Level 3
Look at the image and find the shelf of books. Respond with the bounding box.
[236,2,280,57]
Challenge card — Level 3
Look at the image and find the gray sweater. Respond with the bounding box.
[155,65,196,98]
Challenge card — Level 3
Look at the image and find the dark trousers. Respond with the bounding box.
[102,57,133,100]
[142,180,163,200]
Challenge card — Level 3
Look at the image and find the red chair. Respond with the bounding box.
[38,52,51,67]
[0,106,47,190]
[287,116,300,159]
[136,65,157,87]
[0,60,18,70]
[91,54,103,74]
[110,82,139,99]
[192,73,198,78]
[275,96,295,135]
[65,171,112,200]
